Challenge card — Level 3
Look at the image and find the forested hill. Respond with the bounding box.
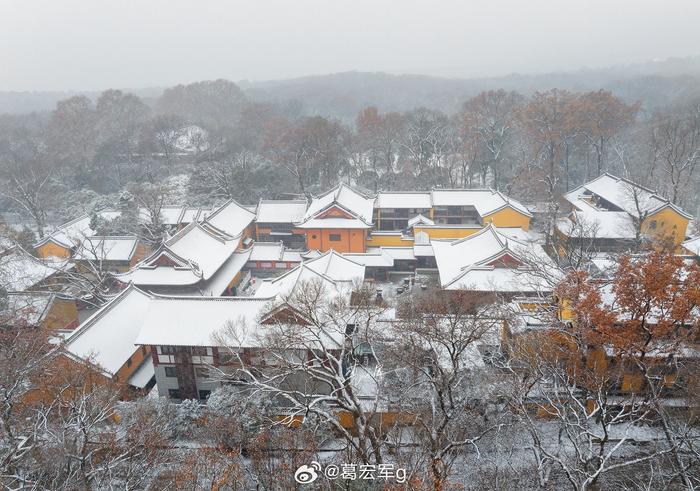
[242,57,700,119]
[3,56,700,118]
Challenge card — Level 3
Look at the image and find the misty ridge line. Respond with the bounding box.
[2,55,700,117]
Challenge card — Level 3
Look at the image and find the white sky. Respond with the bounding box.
[1,0,699,91]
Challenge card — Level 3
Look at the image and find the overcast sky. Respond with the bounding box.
[1,0,699,91]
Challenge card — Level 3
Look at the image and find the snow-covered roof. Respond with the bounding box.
[205,199,256,236]
[342,252,394,267]
[127,355,154,388]
[254,251,363,299]
[114,222,240,287]
[407,214,435,227]
[303,250,366,281]
[254,265,340,299]
[256,199,308,223]
[300,184,374,224]
[556,208,637,239]
[376,192,431,209]
[135,293,344,349]
[134,296,274,347]
[413,244,435,257]
[63,286,152,376]
[431,224,556,292]
[138,205,212,226]
[295,217,371,229]
[166,222,240,280]
[74,236,139,262]
[0,251,69,292]
[682,237,700,256]
[197,249,252,297]
[430,189,532,217]
[2,292,56,326]
[36,209,123,250]
[366,246,416,261]
[565,173,692,219]
[248,242,303,263]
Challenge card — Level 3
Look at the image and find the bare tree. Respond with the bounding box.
[387,290,509,490]
[214,280,393,466]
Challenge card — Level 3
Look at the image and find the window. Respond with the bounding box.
[161,345,177,355]
[329,233,342,241]
[198,390,211,400]
[168,389,181,399]
[164,366,177,378]
[195,367,209,378]
[191,346,208,356]
[219,349,240,364]
[126,358,132,368]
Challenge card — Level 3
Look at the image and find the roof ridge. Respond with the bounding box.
[64,285,150,347]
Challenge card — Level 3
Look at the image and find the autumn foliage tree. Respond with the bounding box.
[553,250,700,488]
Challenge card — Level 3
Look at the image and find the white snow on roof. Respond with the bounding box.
[376,192,431,209]
[303,250,366,281]
[40,210,123,249]
[0,251,68,292]
[566,173,691,219]
[64,286,152,375]
[166,222,240,280]
[301,184,374,224]
[254,265,337,298]
[159,206,187,225]
[181,206,211,223]
[295,217,371,229]
[431,224,555,292]
[256,200,308,223]
[115,262,202,287]
[413,244,435,257]
[74,236,138,262]
[127,355,154,388]
[198,250,251,296]
[3,292,55,326]
[135,296,272,347]
[205,199,256,236]
[248,242,302,263]
[430,189,531,217]
[407,214,434,227]
[366,246,416,261]
[683,237,700,256]
[254,252,363,299]
[342,252,394,267]
[556,209,636,239]
[115,222,240,287]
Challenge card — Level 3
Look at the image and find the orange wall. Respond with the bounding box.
[302,228,366,253]
[35,241,71,259]
[130,241,150,267]
[113,345,150,383]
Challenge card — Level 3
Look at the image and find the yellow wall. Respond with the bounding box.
[643,207,689,246]
[35,241,71,259]
[413,226,481,240]
[481,207,531,231]
[42,298,79,331]
[366,233,414,247]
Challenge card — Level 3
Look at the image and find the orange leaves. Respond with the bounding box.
[556,251,700,358]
